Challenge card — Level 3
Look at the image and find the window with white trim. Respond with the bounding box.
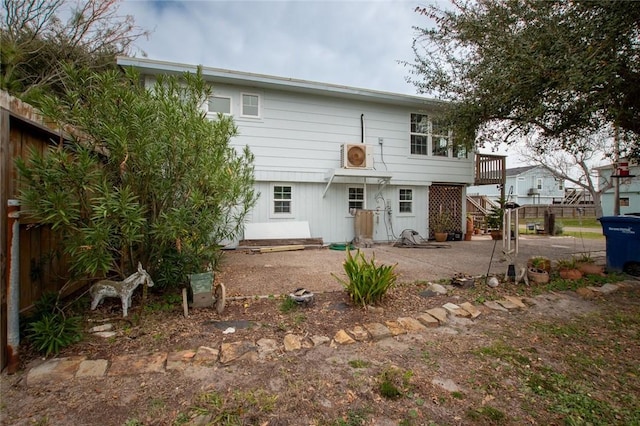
[208,96,231,114]
[241,93,260,117]
[273,185,292,214]
[410,113,429,155]
[558,179,564,190]
[432,119,449,157]
[399,189,413,213]
[536,178,543,190]
[348,187,364,213]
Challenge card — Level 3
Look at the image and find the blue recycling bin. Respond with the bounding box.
[598,216,640,275]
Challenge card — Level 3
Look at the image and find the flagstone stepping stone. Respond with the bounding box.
[483,301,508,312]
[220,341,257,364]
[384,320,407,336]
[443,302,471,317]
[76,359,108,378]
[349,325,370,341]
[166,350,197,371]
[503,295,526,308]
[333,329,355,345]
[311,335,331,346]
[283,334,303,352]
[587,283,620,294]
[459,302,481,318]
[108,352,167,376]
[397,317,427,332]
[363,323,392,341]
[195,346,219,365]
[425,307,449,324]
[27,356,86,385]
[416,313,439,327]
[496,299,522,310]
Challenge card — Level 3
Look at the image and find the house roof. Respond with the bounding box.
[506,165,538,177]
[116,56,446,109]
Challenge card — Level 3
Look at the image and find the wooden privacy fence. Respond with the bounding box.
[1,91,78,371]
[516,205,597,219]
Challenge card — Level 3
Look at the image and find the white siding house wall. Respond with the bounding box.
[469,166,564,205]
[132,61,475,244]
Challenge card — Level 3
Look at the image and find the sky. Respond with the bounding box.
[119,0,521,163]
[119,0,430,96]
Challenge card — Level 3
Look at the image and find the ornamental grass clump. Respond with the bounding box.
[333,249,397,307]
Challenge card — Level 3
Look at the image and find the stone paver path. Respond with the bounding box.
[24,282,630,386]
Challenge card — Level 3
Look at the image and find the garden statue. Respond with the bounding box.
[90,262,154,317]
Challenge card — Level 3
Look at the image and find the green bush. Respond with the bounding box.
[25,293,83,356]
[27,313,82,356]
[333,249,397,307]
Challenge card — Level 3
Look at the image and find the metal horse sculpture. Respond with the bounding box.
[90,262,154,317]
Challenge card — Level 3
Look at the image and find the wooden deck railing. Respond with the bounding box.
[474,154,506,186]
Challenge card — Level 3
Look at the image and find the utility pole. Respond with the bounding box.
[613,126,620,216]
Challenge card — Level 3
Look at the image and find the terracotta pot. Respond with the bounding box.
[527,267,550,284]
[577,262,605,276]
[527,257,551,273]
[434,232,448,242]
[559,268,583,280]
[490,230,502,240]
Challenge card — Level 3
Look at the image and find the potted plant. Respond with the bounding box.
[431,211,452,242]
[486,203,504,240]
[574,253,605,276]
[526,256,551,284]
[556,258,583,280]
[527,256,551,273]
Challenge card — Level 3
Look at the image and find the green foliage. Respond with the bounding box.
[24,292,83,356]
[17,67,257,287]
[378,366,413,400]
[408,1,640,159]
[348,359,371,369]
[185,389,277,424]
[27,312,82,357]
[279,297,298,313]
[332,250,397,307]
[1,0,149,102]
[466,406,506,423]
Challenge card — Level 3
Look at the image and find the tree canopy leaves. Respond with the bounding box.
[408,0,640,159]
[17,67,257,285]
[1,0,149,103]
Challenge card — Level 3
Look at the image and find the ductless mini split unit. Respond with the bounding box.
[341,143,373,169]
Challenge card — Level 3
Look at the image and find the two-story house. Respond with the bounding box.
[117,57,481,244]
[597,163,640,216]
[468,165,565,205]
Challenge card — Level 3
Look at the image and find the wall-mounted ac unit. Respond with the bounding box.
[341,144,373,169]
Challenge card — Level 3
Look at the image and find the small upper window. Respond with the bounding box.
[208,96,231,114]
[536,178,543,190]
[242,94,260,117]
[399,189,413,213]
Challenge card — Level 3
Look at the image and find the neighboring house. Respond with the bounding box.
[597,163,640,216]
[468,165,565,205]
[117,57,482,243]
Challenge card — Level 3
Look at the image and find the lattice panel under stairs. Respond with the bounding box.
[429,185,463,237]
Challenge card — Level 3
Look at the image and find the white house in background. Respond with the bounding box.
[468,165,564,205]
[597,163,640,216]
[117,57,481,244]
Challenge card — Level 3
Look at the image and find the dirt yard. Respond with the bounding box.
[2,237,639,425]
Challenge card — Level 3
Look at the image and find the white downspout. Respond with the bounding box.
[6,199,20,374]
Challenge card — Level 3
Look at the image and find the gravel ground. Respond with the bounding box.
[218,234,606,297]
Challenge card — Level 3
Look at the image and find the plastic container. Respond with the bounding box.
[598,216,640,276]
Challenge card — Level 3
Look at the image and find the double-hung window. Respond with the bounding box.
[399,189,413,214]
[410,113,429,155]
[432,119,449,157]
[348,187,364,213]
[242,93,260,117]
[273,185,292,215]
